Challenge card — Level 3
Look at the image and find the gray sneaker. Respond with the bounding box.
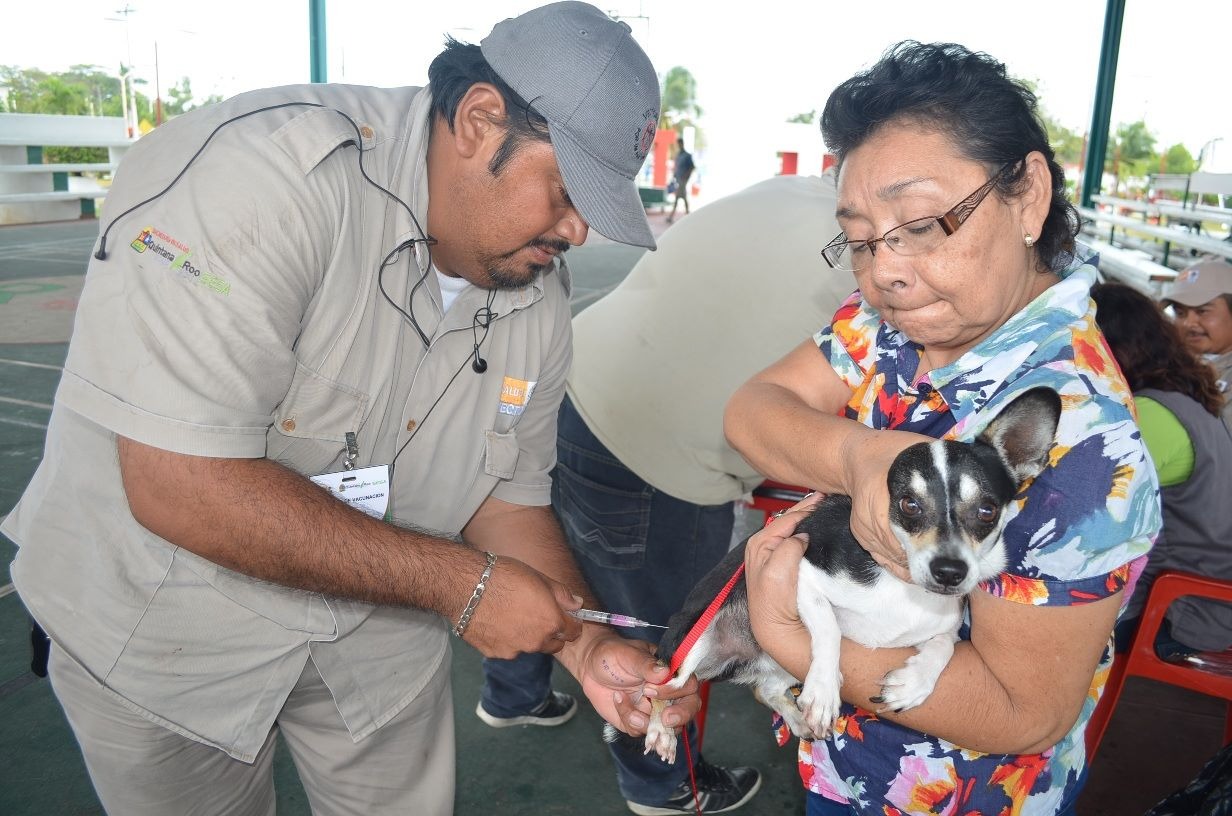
[626,760,762,815]
[475,690,578,728]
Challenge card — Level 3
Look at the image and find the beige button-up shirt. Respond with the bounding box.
[4,83,572,761]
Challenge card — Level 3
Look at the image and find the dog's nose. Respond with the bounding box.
[930,558,968,588]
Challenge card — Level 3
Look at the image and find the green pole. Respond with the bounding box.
[310,0,327,83]
[1081,0,1126,208]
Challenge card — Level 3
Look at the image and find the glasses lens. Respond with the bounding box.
[822,243,847,270]
[883,218,946,257]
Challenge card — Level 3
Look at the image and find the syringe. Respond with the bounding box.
[569,608,667,629]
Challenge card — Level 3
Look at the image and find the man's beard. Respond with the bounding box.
[484,237,571,290]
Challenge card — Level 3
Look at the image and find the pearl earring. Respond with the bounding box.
[1024,233,1035,247]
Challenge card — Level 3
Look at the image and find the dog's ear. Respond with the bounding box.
[977,388,1062,484]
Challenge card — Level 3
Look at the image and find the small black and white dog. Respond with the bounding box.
[638,388,1062,762]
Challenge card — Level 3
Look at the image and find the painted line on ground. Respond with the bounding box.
[0,358,63,372]
[0,396,53,411]
[0,239,94,254]
[0,416,49,430]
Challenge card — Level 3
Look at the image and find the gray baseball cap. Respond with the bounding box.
[482,1,660,250]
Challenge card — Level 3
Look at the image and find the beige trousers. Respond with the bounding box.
[49,645,455,816]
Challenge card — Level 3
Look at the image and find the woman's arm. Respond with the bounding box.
[745,519,1120,755]
[838,590,1119,755]
[724,339,868,492]
[725,339,929,574]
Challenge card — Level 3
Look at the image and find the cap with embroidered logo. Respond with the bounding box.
[481,1,660,250]
[1161,259,1232,308]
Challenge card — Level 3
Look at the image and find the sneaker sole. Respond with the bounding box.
[625,774,762,815]
[474,699,578,728]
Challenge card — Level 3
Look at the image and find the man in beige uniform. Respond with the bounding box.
[2,4,699,815]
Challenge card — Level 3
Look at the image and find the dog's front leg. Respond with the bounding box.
[794,565,844,738]
[876,631,957,713]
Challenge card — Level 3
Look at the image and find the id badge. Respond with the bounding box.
[311,464,391,521]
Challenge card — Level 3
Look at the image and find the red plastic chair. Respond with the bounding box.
[746,480,811,524]
[1086,570,1232,760]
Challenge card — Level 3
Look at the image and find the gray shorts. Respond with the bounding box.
[49,644,455,815]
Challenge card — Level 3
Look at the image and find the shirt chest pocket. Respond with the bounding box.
[268,361,370,474]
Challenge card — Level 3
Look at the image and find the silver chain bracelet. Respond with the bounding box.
[453,551,497,638]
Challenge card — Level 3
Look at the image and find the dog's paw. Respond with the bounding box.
[641,698,677,764]
[876,653,943,712]
[643,720,677,764]
[798,671,843,739]
[775,700,820,741]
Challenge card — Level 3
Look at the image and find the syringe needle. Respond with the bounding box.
[570,608,667,628]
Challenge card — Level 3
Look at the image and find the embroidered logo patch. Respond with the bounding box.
[499,376,537,417]
[129,226,231,296]
[635,108,658,160]
[1178,266,1202,284]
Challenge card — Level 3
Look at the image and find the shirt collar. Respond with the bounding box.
[892,255,1098,427]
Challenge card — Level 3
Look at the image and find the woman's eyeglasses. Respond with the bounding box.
[821,161,1019,272]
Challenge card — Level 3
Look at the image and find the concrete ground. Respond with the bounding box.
[0,212,1225,815]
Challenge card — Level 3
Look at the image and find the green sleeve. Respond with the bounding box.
[1134,395,1194,486]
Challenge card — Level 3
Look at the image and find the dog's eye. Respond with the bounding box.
[977,504,999,523]
[899,497,922,517]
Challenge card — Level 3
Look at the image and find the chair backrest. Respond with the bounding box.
[1086,570,1232,760]
[746,481,810,523]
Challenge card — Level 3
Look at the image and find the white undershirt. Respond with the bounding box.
[434,267,472,314]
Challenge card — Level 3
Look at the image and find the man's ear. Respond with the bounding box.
[452,83,508,160]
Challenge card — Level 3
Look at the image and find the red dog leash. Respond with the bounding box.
[667,562,746,816]
[668,563,745,677]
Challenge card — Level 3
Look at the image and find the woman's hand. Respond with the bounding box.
[744,493,824,677]
[575,633,701,736]
[839,428,931,582]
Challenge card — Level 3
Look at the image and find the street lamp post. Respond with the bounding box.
[106,5,140,136]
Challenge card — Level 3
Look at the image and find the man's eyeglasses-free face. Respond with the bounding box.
[821,161,1019,272]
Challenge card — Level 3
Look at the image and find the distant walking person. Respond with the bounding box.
[666,137,695,223]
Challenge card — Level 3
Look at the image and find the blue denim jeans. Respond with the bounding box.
[479,394,736,805]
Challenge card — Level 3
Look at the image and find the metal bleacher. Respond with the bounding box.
[0,113,133,225]
[1078,173,1232,297]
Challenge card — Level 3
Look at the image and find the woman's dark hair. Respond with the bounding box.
[821,41,1079,272]
[426,38,551,175]
[1091,281,1226,416]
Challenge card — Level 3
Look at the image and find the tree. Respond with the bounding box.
[1160,143,1197,176]
[1,65,46,113]
[1011,76,1086,167]
[62,64,123,116]
[787,110,816,125]
[660,66,701,132]
[165,77,196,117]
[1107,120,1157,191]
[0,64,217,123]
[1041,113,1085,166]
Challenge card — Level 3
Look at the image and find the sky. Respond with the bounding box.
[4,1,1229,198]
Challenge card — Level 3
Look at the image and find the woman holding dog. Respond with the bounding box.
[724,42,1161,815]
